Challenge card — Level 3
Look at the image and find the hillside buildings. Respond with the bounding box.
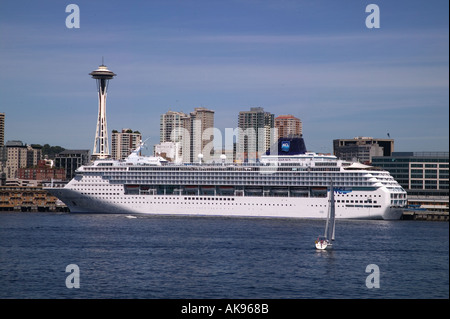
[0,140,88,185]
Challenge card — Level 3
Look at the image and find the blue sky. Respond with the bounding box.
[0,0,448,154]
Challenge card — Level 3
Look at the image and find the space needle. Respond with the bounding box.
[90,61,116,159]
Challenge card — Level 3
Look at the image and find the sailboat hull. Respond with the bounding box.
[315,239,331,250]
[315,182,336,250]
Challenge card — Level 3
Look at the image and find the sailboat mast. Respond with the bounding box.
[329,180,336,241]
[324,212,330,238]
[324,181,332,239]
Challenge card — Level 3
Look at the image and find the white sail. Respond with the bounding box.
[324,205,330,239]
[325,181,336,241]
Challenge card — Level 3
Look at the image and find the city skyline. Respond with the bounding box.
[0,0,448,155]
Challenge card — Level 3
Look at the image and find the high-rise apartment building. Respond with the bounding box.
[2,141,42,179]
[189,107,215,163]
[181,115,192,163]
[237,107,275,162]
[4,141,27,179]
[159,107,214,163]
[275,115,302,138]
[160,111,188,143]
[159,110,189,162]
[111,129,142,160]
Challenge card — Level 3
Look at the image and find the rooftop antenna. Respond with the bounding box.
[102,56,104,66]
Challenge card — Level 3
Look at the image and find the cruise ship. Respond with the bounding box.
[45,137,407,219]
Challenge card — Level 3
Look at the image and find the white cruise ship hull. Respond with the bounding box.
[45,138,407,220]
[46,187,404,220]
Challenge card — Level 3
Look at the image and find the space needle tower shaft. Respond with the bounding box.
[89,62,116,159]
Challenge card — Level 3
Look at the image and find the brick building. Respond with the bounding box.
[18,160,65,181]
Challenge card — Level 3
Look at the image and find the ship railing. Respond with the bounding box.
[42,180,68,188]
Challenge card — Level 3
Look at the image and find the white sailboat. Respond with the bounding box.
[315,181,336,250]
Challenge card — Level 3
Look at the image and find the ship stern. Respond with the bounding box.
[382,206,405,220]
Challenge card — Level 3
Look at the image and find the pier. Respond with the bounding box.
[401,195,449,221]
[402,210,449,221]
[0,186,68,212]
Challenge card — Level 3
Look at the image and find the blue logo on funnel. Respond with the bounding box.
[281,141,290,152]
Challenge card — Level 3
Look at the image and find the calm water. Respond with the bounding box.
[0,212,448,299]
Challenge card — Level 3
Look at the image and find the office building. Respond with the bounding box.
[111,129,142,160]
[372,152,449,193]
[372,152,449,212]
[333,137,394,164]
[54,149,90,180]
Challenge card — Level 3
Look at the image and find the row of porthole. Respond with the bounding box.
[71,199,378,209]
